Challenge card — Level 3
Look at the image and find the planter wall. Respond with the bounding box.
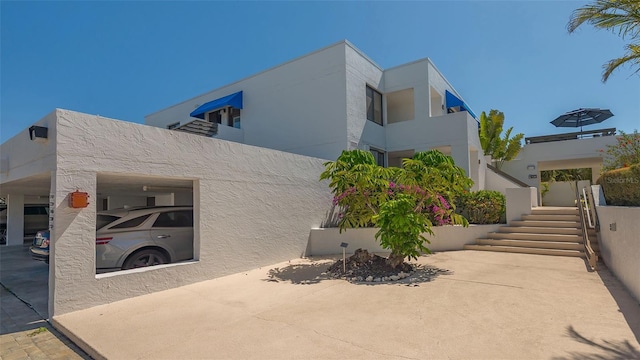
[305,224,502,256]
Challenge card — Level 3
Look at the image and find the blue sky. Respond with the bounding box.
[1,1,638,143]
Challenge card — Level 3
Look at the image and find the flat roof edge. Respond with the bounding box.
[145,40,352,119]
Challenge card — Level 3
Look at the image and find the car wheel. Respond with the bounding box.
[122,249,168,270]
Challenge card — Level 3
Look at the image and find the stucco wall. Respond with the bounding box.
[0,111,57,184]
[344,44,385,151]
[306,224,502,256]
[384,60,429,124]
[145,42,349,161]
[595,204,640,302]
[500,136,616,189]
[541,180,590,206]
[485,167,522,194]
[50,109,333,316]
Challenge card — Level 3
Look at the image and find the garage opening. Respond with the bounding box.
[96,173,196,274]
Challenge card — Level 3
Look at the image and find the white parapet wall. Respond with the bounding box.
[593,188,640,302]
[34,109,334,316]
[506,187,538,224]
[305,224,502,256]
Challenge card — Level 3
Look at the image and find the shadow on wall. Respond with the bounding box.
[551,325,640,360]
[320,204,340,228]
[597,264,640,344]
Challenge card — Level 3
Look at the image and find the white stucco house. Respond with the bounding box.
[146,40,487,190]
[3,39,634,321]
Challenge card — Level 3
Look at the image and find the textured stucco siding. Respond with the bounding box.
[500,136,616,188]
[0,111,57,184]
[384,60,429,123]
[485,168,523,194]
[345,45,385,151]
[595,205,640,302]
[145,43,349,161]
[50,109,333,316]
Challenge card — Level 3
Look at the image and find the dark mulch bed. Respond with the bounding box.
[326,248,413,280]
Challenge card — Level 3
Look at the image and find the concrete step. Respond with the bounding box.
[464,245,584,257]
[498,226,582,235]
[531,207,579,216]
[477,239,584,251]
[522,214,580,222]
[487,232,583,242]
[509,220,581,228]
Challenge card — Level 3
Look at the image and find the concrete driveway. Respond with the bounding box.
[1,245,90,359]
[54,251,640,360]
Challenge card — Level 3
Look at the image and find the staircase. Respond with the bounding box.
[464,207,598,257]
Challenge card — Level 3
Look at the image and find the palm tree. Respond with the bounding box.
[478,110,524,169]
[567,0,640,82]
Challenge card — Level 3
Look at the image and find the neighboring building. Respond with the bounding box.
[145,40,487,190]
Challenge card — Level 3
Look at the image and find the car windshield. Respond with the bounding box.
[97,215,120,230]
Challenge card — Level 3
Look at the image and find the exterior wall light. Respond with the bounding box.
[527,165,536,170]
[28,126,48,143]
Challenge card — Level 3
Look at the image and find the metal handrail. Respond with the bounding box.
[575,182,597,270]
[582,188,595,228]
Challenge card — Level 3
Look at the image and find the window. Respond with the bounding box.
[97,215,120,230]
[207,107,241,128]
[230,108,241,129]
[110,215,151,229]
[366,86,383,125]
[166,122,180,130]
[370,148,385,167]
[207,109,222,124]
[153,210,193,228]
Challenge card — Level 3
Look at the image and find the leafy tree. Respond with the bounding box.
[399,150,473,202]
[479,110,524,169]
[568,0,640,82]
[320,149,469,268]
[373,194,433,269]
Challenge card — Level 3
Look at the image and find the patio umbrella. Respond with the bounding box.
[550,108,614,132]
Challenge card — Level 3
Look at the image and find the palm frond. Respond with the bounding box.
[602,43,640,81]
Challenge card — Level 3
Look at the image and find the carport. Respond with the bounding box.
[1,173,51,246]
[1,172,195,247]
[0,109,331,320]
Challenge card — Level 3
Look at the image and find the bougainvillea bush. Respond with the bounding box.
[320,149,471,267]
[601,130,640,171]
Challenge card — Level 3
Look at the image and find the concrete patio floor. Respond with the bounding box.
[54,250,640,360]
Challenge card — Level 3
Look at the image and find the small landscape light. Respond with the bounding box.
[340,242,349,273]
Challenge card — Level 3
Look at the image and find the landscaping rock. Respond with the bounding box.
[326,248,414,282]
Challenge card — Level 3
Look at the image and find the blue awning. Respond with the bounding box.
[445,90,477,119]
[190,91,243,119]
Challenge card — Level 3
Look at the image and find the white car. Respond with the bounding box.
[95,206,194,270]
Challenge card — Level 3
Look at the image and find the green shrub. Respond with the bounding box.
[597,164,640,206]
[456,190,506,224]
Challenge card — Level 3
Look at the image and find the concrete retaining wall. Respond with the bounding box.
[305,224,502,256]
[594,204,640,302]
